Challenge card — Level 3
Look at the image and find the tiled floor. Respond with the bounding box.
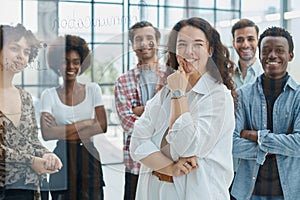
[102,164,125,200]
[94,128,125,200]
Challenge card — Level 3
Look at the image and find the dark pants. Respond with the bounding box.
[124,172,139,200]
[0,188,49,200]
[51,187,103,200]
[50,141,105,200]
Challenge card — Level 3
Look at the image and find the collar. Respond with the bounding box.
[234,58,263,76]
[192,72,219,95]
[258,73,298,91]
[131,62,161,80]
[137,62,158,70]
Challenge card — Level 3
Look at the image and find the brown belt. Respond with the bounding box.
[67,138,92,144]
[152,171,174,183]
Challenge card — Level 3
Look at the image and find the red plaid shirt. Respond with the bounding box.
[114,65,172,175]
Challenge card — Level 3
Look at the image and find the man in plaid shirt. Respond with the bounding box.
[114,21,172,200]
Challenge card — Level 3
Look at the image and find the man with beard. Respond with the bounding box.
[114,21,172,200]
[230,18,264,200]
[231,19,264,88]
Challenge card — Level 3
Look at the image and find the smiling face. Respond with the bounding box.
[175,26,211,78]
[59,50,81,81]
[260,36,293,79]
[232,26,258,63]
[0,37,30,74]
[132,26,159,63]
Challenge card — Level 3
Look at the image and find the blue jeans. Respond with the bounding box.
[250,195,284,200]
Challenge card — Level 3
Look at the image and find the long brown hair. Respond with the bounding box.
[166,17,237,107]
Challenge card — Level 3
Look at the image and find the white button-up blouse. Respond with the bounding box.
[130,72,235,200]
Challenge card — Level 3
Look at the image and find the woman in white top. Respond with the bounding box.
[40,35,107,200]
[130,17,237,200]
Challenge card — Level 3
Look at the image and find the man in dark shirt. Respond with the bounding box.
[231,27,300,200]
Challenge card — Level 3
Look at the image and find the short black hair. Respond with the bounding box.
[128,21,161,43]
[258,26,294,55]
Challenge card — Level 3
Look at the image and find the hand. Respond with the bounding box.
[167,65,189,92]
[42,153,63,171]
[132,106,144,117]
[172,156,198,176]
[156,66,168,86]
[31,156,60,175]
[240,130,258,142]
[155,66,174,94]
[43,113,57,128]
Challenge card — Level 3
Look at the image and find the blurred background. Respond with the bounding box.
[1,0,300,199]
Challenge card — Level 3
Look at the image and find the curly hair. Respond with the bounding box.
[165,17,237,107]
[0,23,40,63]
[47,34,91,76]
[258,26,294,58]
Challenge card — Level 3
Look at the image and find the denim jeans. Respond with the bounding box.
[232,76,300,200]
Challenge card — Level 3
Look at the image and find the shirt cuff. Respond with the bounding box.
[257,130,262,146]
[131,141,159,161]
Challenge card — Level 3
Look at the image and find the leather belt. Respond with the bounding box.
[68,138,92,144]
[152,171,174,183]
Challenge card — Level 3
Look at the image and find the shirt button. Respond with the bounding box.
[80,142,83,146]
[252,177,256,180]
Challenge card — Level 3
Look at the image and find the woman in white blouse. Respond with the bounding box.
[130,17,237,200]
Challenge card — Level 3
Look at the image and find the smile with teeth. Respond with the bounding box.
[67,71,75,75]
[241,49,252,53]
[267,61,279,65]
[184,58,198,63]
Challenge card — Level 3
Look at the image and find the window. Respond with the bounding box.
[2,0,245,165]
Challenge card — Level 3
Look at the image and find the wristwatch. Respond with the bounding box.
[171,89,186,99]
